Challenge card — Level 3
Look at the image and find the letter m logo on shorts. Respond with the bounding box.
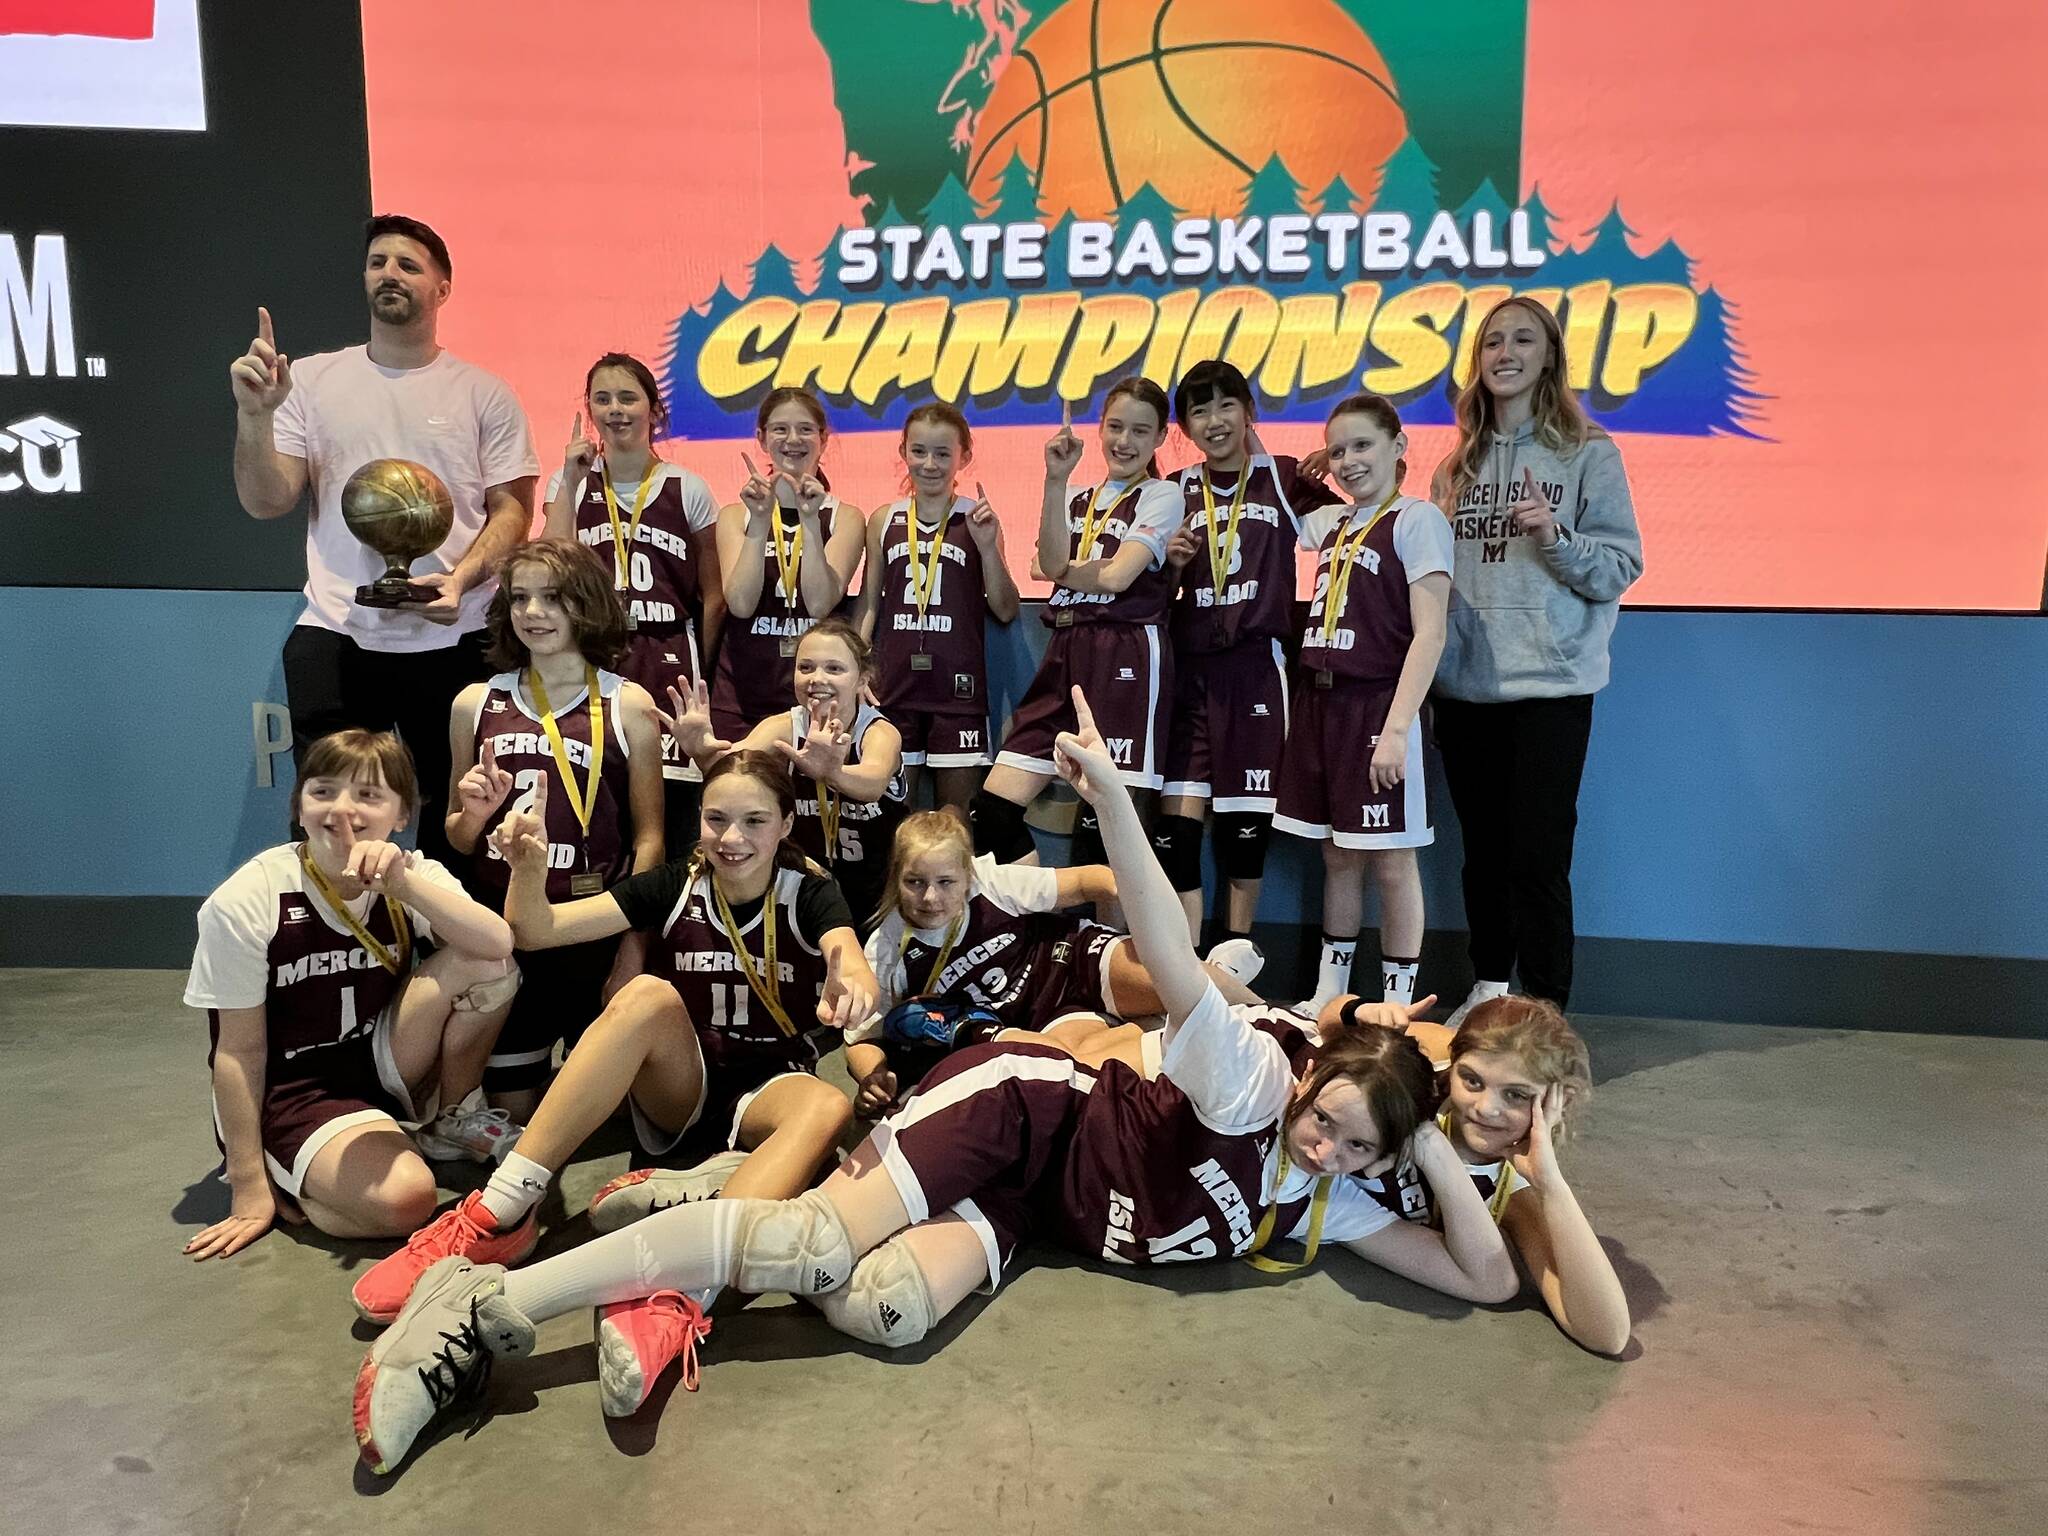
[1105,737,1134,766]
[1244,768,1271,792]
[1361,804,1391,829]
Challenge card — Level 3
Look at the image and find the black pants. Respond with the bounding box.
[1432,693,1595,1008]
[282,625,492,867]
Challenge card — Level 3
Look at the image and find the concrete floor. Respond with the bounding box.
[0,968,2042,1536]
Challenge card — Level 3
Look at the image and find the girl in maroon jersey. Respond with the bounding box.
[709,387,866,739]
[443,538,667,1122]
[1156,360,1343,959]
[353,690,1514,1476]
[845,810,1265,1113]
[854,401,1021,820]
[183,730,519,1264]
[972,378,1184,877]
[664,617,907,932]
[1362,997,1630,1354]
[1274,395,1454,1015]
[543,352,726,854]
[346,750,878,1368]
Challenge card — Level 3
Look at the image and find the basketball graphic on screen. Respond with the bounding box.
[965,0,1407,222]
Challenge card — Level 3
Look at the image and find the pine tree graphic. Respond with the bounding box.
[984,148,1043,224]
[1239,154,1307,220]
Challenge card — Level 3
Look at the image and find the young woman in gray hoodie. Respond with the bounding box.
[1429,297,1644,1021]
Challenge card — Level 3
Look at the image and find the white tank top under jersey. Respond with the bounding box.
[1146,985,1403,1247]
[851,853,1060,1034]
[271,346,540,652]
[184,844,466,1009]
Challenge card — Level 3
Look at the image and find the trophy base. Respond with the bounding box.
[354,577,440,609]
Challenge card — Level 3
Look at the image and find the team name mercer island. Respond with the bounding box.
[673,949,798,984]
[575,524,686,625]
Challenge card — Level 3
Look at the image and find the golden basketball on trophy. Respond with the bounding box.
[341,458,455,608]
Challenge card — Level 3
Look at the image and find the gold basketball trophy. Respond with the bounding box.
[342,458,455,607]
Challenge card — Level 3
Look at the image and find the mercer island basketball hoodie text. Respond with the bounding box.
[1434,421,1645,702]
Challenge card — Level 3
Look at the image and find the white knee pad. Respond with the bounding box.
[732,1188,855,1296]
[452,958,522,1014]
[813,1240,937,1349]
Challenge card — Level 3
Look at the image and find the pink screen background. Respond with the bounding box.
[361,0,2048,610]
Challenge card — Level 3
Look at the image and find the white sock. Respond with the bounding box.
[1381,957,1419,1005]
[479,1151,553,1227]
[503,1198,743,1325]
[1312,936,1357,1007]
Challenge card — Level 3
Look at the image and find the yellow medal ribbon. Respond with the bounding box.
[1438,1109,1518,1223]
[1319,489,1401,643]
[905,497,951,626]
[706,864,797,1036]
[1075,481,1136,561]
[899,914,965,996]
[818,782,840,865]
[527,665,604,836]
[600,461,660,590]
[1244,1131,1332,1273]
[297,843,411,975]
[1200,463,1249,599]
[769,508,805,603]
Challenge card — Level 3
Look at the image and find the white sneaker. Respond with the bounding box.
[588,1150,749,1233]
[415,1103,523,1164]
[1444,980,1511,1030]
[1204,937,1265,985]
[352,1256,535,1475]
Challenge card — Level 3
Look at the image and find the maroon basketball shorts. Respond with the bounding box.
[869,1038,1089,1289]
[996,623,1171,790]
[1273,679,1433,849]
[626,1025,822,1161]
[621,625,704,782]
[1161,638,1290,813]
[1012,922,1128,1031]
[223,1017,420,1198]
[894,708,993,769]
[484,938,622,1094]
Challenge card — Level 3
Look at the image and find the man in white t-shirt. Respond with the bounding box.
[229,214,539,863]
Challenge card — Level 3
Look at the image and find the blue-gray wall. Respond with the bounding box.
[6,590,2041,958]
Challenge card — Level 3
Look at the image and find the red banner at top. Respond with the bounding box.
[0,0,154,39]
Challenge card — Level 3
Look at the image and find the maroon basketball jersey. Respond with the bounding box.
[787,700,908,921]
[871,496,988,713]
[894,904,1085,1022]
[653,862,833,1068]
[1037,1003,1326,1265]
[1298,497,1452,685]
[469,669,636,903]
[712,500,849,724]
[1043,479,1181,628]
[1171,454,1340,654]
[568,460,708,637]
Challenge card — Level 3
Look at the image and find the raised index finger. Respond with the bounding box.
[258,306,274,346]
[742,452,760,480]
[1068,684,1099,738]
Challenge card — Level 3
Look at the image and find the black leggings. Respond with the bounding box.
[281,626,490,867]
[1432,693,1594,1007]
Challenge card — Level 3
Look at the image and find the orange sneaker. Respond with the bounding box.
[595,1291,712,1417]
[351,1192,539,1325]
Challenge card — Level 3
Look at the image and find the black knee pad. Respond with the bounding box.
[1151,814,1206,892]
[969,789,1034,863]
[1213,811,1273,882]
[1068,805,1105,868]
